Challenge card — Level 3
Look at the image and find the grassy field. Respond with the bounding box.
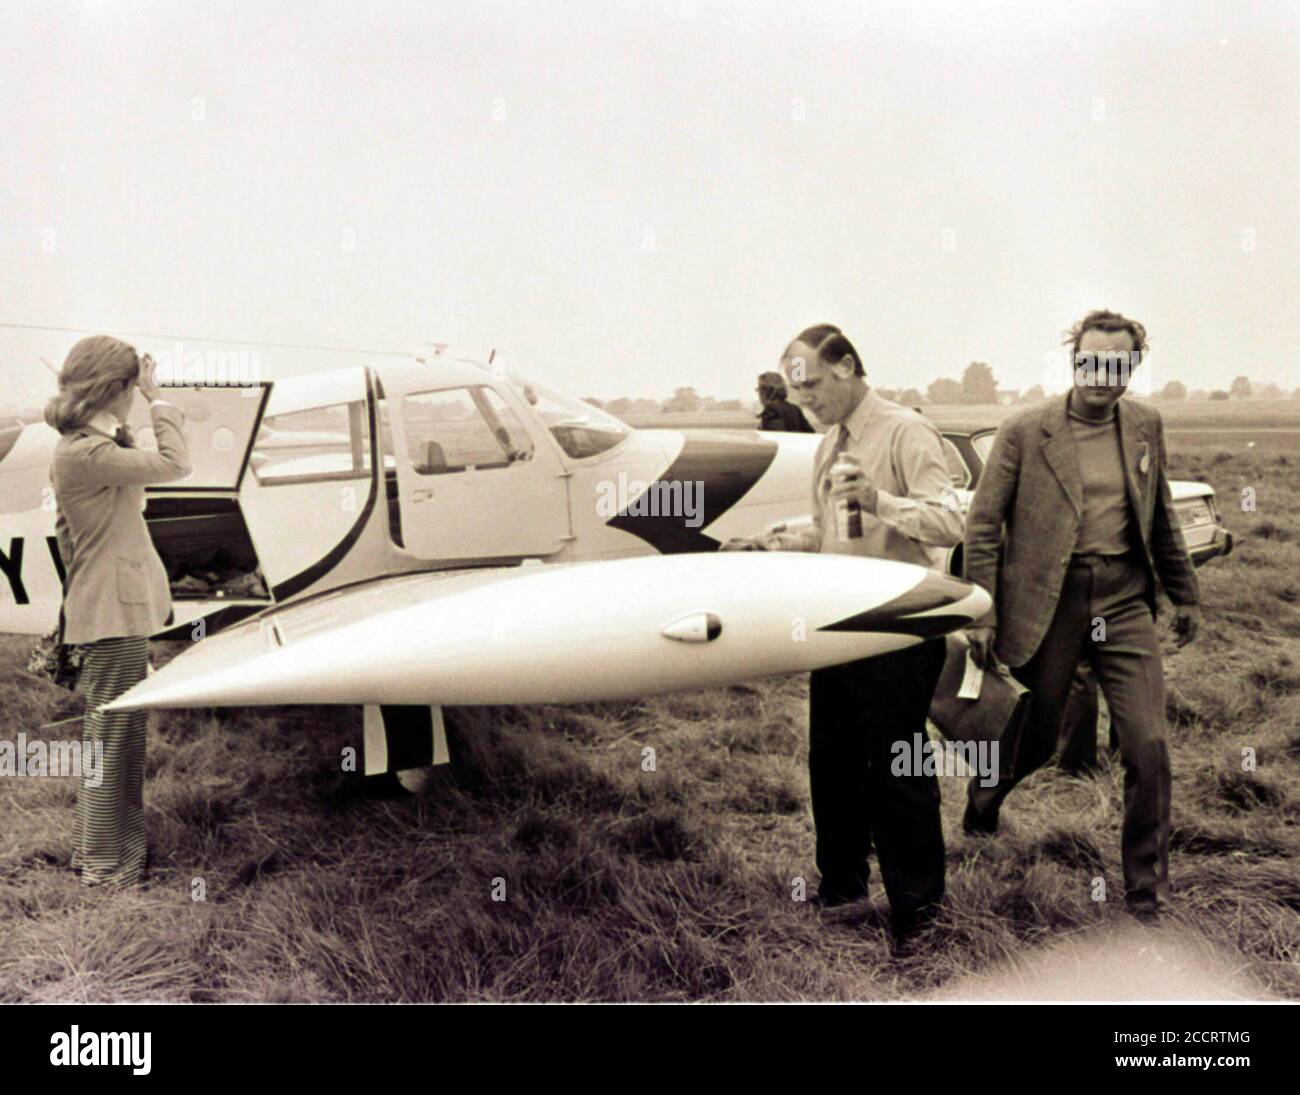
[1,417,1297,1001]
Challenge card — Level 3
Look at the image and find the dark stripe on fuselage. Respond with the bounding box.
[818,571,973,638]
[607,431,778,554]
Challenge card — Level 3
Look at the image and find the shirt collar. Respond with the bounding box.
[87,410,122,438]
[840,386,881,443]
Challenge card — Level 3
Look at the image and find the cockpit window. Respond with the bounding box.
[251,401,370,484]
[507,375,629,460]
[403,386,533,474]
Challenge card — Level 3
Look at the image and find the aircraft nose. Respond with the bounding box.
[817,567,988,639]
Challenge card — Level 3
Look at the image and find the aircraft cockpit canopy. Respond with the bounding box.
[504,374,629,460]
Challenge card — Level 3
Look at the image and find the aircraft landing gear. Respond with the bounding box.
[359,704,449,796]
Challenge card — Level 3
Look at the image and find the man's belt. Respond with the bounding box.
[1069,550,1136,566]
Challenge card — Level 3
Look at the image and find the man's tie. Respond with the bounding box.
[817,426,850,499]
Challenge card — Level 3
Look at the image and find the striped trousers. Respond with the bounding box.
[73,636,149,887]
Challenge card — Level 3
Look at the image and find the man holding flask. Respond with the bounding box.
[723,324,963,949]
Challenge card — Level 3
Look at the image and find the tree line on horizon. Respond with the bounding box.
[2,364,1294,426]
[586,364,1299,415]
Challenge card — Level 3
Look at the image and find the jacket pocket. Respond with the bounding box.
[116,557,151,605]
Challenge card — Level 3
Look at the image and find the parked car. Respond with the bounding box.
[936,420,1234,577]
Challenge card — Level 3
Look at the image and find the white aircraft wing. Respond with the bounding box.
[105,552,989,711]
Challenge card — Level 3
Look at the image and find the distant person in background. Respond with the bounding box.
[756,371,814,433]
[46,336,192,887]
[962,309,1200,921]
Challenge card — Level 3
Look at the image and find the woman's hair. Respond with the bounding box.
[43,336,140,433]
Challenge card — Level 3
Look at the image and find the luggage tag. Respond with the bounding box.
[957,648,985,700]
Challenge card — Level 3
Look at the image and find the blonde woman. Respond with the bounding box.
[46,335,192,887]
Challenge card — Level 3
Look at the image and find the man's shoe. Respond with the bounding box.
[962,799,999,836]
[1126,895,1167,923]
[811,887,870,911]
[890,902,942,958]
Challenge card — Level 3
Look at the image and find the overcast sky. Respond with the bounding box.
[2,0,1297,405]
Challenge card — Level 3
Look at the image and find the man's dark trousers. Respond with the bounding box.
[969,551,1171,901]
[1058,665,1103,773]
[809,638,947,919]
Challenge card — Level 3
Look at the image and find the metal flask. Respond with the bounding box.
[831,453,864,541]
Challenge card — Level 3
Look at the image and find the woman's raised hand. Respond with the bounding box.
[136,353,163,402]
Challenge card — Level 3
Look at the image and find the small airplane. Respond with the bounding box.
[0,355,989,780]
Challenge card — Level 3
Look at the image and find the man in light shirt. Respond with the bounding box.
[725,324,963,949]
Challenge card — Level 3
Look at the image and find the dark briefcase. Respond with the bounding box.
[928,632,1030,777]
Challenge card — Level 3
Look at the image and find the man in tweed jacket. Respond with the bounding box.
[962,310,1200,918]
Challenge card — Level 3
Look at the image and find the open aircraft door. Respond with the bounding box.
[378,370,571,562]
[124,382,275,633]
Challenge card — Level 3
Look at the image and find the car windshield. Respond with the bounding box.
[506,374,629,459]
